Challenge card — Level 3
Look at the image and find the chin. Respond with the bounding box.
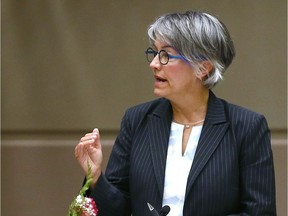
[154,90,167,98]
[153,90,162,97]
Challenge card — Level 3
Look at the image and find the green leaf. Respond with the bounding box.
[68,160,93,216]
[80,161,93,195]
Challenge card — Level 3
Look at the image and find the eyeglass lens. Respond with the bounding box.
[145,48,169,65]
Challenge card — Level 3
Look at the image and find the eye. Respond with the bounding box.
[145,48,158,62]
[159,50,169,62]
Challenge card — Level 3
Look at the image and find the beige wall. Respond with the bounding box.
[2,140,287,216]
[2,0,287,216]
[2,0,287,131]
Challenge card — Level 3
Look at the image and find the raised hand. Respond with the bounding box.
[75,128,103,186]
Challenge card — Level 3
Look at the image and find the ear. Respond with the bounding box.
[198,61,213,79]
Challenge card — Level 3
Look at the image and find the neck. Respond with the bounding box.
[171,90,209,124]
[174,119,205,129]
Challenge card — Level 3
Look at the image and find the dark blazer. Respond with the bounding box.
[89,91,276,216]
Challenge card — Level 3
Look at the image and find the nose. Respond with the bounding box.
[149,54,161,70]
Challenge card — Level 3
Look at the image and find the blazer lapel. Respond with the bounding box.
[185,91,229,197]
[148,99,172,197]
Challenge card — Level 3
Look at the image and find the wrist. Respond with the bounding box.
[91,169,102,188]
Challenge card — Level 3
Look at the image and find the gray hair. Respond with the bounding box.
[147,11,235,89]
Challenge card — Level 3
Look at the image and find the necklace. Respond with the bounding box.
[174,119,205,129]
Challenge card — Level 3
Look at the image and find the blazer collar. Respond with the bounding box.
[148,91,229,199]
[185,91,229,198]
[150,91,227,124]
[205,90,227,125]
[148,98,172,198]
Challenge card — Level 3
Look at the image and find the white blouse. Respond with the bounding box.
[162,122,202,216]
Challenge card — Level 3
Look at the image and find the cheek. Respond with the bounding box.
[165,64,197,84]
[168,73,194,90]
[175,69,197,82]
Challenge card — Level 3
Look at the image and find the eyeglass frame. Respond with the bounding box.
[145,47,185,65]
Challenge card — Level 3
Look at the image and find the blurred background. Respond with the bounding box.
[2,0,287,215]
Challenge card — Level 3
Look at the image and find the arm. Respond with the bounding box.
[239,114,276,215]
[75,113,133,216]
[90,113,133,216]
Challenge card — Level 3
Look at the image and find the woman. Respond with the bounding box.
[75,11,276,216]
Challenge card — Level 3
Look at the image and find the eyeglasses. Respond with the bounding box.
[145,47,184,65]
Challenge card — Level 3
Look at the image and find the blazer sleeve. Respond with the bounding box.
[238,114,276,215]
[87,111,133,216]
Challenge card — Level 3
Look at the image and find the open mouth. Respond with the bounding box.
[155,75,167,82]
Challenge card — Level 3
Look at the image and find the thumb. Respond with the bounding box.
[92,128,101,147]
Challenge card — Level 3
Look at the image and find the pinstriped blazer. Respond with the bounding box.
[89,91,276,216]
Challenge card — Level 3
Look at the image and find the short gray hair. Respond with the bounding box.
[147,11,235,89]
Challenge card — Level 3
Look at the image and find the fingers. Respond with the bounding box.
[74,144,84,159]
[80,128,100,143]
[91,128,100,147]
[75,128,103,183]
[75,128,101,158]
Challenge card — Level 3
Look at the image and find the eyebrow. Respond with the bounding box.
[162,45,174,49]
[152,44,176,51]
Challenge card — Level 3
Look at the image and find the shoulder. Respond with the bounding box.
[208,91,266,125]
[125,98,171,117]
[221,98,265,121]
[217,96,269,132]
[224,99,260,115]
[117,98,171,135]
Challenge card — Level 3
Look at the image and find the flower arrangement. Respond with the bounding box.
[68,162,98,216]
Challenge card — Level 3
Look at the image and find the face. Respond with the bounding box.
[149,40,202,101]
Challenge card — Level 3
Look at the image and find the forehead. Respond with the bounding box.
[153,40,175,51]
